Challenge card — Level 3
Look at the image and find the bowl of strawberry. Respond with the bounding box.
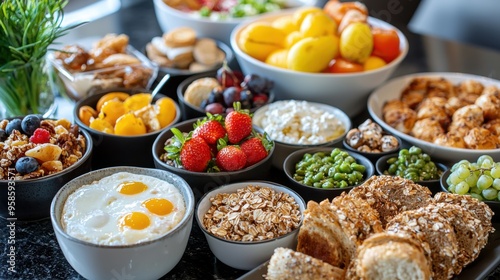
[152,102,274,199]
[177,61,274,121]
[0,115,93,221]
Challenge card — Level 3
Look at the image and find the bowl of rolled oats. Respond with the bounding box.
[0,115,92,221]
[195,181,305,270]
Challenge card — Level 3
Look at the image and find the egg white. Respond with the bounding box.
[62,172,186,245]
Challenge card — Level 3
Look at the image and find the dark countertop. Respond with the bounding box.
[2,0,500,279]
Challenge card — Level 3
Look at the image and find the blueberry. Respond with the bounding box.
[21,114,41,135]
[15,156,39,175]
[0,129,6,141]
[5,119,22,135]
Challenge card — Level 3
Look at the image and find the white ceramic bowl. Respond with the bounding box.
[230,11,409,117]
[195,180,305,270]
[252,100,351,170]
[152,0,313,46]
[367,72,500,163]
[50,166,195,280]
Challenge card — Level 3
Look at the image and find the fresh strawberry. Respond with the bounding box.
[165,128,212,172]
[240,133,272,166]
[192,114,226,145]
[216,145,247,171]
[225,102,252,144]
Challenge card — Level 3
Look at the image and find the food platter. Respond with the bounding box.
[237,223,500,280]
[367,72,500,164]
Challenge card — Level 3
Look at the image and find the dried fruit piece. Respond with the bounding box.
[25,143,62,162]
[114,113,147,136]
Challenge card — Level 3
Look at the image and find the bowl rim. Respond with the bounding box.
[252,100,351,147]
[375,152,449,182]
[367,72,500,155]
[439,168,500,204]
[152,117,276,176]
[0,125,93,183]
[176,72,276,115]
[283,147,375,192]
[73,90,181,139]
[50,166,195,248]
[230,12,409,77]
[194,180,305,244]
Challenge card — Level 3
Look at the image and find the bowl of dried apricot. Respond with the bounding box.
[0,115,93,221]
[74,88,180,169]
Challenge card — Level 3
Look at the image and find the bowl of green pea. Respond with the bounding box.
[375,146,448,194]
[283,147,374,203]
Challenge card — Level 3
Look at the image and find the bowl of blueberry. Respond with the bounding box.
[177,62,274,120]
[0,115,93,221]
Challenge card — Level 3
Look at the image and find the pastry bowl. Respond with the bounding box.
[152,118,275,200]
[283,147,374,203]
[50,166,195,279]
[230,11,408,117]
[195,180,305,270]
[367,72,500,163]
[177,72,275,120]
[74,88,181,169]
[0,116,93,221]
[376,153,448,195]
[252,100,351,170]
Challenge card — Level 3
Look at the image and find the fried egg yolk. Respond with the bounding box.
[121,212,150,230]
[143,198,174,216]
[118,181,148,195]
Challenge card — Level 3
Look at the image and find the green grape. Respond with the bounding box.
[451,160,470,172]
[493,178,500,191]
[482,188,498,200]
[448,172,462,185]
[491,166,500,179]
[477,174,494,190]
[465,173,478,187]
[455,165,471,180]
[455,181,470,195]
[470,186,482,195]
[477,155,494,167]
[448,184,456,193]
[470,193,484,201]
[481,159,494,169]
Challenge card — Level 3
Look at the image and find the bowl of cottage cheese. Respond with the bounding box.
[253,100,351,170]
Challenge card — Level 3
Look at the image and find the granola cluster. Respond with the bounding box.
[0,118,87,180]
[202,185,302,242]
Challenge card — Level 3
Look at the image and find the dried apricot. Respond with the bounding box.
[78,105,98,126]
[96,92,130,112]
[98,99,127,126]
[114,113,147,136]
[89,118,114,134]
[123,93,152,111]
[156,97,177,128]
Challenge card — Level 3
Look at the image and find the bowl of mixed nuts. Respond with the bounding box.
[0,115,93,221]
[195,181,305,270]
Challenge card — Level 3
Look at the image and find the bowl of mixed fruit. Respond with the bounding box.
[152,103,274,199]
[177,61,274,120]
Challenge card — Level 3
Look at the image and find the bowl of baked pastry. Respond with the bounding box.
[368,72,500,163]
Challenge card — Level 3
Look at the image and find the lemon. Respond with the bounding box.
[364,56,387,71]
[285,31,304,49]
[156,97,177,128]
[287,35,339,73]
[300,12,337,38]
[292,6,323,27]
[265,49,289,69]
[339,22,373,63]
[238,22,286,61]
[114,113,147,136]
[123,93,152,111]
[98,99,127,126]
[272,15,298,34]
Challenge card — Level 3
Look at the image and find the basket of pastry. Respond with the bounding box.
[264,175,495,280]
[48,34,158,101]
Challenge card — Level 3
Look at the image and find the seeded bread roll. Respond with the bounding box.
[265,248,345,280]
[297,201,350,268]
[386,207,459,280]
[348,175,433,226]
[346,232,432,280]
[422,202,483,271]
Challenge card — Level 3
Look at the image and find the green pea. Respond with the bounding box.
[339,162,352,173]
[304,177,313,186]
[313,172,324,182]
[295,169,305,176]
[339,181,348,188]
[351,163,366,173]
[386,157,398,164]
[313,182,322,188]
[334,173,348,181]
[388,163,398,174]
[399,149,409,157]
[330,148,341,158]
[294,175,304,181]
[409,146,422,155]
[353,170,363,180]
[322,181,334,189]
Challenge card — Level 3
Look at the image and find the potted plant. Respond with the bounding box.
[0,0,81,118]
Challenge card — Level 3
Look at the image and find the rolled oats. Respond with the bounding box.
[202,185,302,242]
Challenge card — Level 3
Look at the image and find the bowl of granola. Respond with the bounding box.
[0,115,92,221]
[195,180,305,270]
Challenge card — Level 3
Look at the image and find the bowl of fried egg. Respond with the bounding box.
[50,166,194,280]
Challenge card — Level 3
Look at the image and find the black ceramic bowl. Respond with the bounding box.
[0,126,92,221]
[440,169,500,221]
[177,73,275,121]
[342,132,402,164]
[376,153,448,195]
[74,88,181,169]
[283,147,375,203]
[152,118,275,200]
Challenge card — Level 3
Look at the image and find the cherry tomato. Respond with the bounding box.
[325,58,363,73]
[372,27,400,63]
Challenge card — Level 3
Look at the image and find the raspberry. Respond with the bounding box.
[30,128,51,144]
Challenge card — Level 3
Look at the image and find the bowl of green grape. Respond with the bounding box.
[375,146,448,195]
